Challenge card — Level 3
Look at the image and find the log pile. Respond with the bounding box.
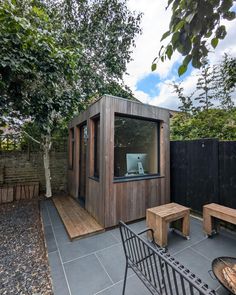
[222,264,236,294]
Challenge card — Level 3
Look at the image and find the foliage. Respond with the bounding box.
[170,108,236,141]
[152,0,235,75]
[0,0,81,134]
[213,54,236,109]
[171,54,236,141]
[0,0,142,133]
[51,0,142,102]
[171,82,194,113]
[194,58,215,111]
[0,0,141,196]
[173,54,235,113]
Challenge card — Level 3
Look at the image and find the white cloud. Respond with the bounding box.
[124,0,178,89]
[124,0,236,110]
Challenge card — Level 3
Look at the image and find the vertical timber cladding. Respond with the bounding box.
[68,99,105,226]
[101,95,170,228]
[68,95,170,228]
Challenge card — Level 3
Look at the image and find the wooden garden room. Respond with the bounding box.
[68,95,170,228]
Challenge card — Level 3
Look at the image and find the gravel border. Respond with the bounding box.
[0,199,53,295]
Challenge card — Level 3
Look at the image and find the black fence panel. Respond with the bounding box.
[219,141,236,209]
[170,139,236,212]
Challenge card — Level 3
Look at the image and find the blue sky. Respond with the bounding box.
[136,63,193,100]
[125,0,236,110]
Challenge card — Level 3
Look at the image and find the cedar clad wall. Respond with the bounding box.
[68,95,170,228]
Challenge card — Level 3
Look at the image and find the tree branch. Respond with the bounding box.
[23,131,41,145]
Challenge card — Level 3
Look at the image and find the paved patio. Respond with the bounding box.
[41,199,236,295]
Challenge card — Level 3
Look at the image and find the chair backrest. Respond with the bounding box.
[119,221,217,295]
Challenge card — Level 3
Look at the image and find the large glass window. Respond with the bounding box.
[94,118,100,178]
[114,115,159,178]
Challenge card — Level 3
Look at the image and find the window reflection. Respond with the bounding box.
[114,115,159,178]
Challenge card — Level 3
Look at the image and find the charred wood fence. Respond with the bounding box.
[170,139,236,212]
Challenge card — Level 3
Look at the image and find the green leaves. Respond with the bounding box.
[171,109,236,141]
[151,63,157,71]
[161,30,170,41]
[1,0,142,133]
[166,45,173,59]
[155,0,235,75]
[178,64,187,76]
[211,37,218,48]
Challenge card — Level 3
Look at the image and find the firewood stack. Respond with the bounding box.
[222,264,236,294]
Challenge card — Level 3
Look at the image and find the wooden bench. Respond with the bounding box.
[119,221,216,295]
[146,203,190,247]
[203,203,236,236]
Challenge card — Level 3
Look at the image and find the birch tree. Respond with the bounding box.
[0,0,141,197]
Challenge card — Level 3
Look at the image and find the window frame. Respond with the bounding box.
[113,113,160,180]
[93,116,100,179]
[69,127,75,170]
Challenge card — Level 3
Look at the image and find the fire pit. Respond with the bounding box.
[212,257,236,295]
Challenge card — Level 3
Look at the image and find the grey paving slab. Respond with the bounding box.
[44,225,57,253]
[96,274,150,295]
[64,253,112,295]
[41,208,51,227]
[215,285,231,295]
[96,243,133,283]
[44,202,236,295]
[48,251,70,295]
[174,247,220,290]
[167,221,207,255]
[191,232,236,260]
[47,205,64,228]
[128,219,146,232]
[109,220,146,243]
[53,224,71,245]
[59,231,119,263]
[109,227,122,242]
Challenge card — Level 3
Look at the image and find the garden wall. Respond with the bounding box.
[0,151,68,195]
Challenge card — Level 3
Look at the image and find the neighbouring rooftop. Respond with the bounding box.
[41,199,236,295]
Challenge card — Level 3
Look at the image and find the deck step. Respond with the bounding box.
[53,196,104,240]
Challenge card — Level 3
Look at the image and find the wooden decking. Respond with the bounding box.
[53,196,104,240]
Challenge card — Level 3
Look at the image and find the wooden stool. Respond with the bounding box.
[147,203,190,247]
[203,203,236,236]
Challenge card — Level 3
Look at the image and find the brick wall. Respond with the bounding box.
[0,151,68,194]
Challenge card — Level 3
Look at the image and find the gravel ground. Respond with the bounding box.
[0,199,53,295]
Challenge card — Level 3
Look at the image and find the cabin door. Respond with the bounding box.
[79,123,87,206]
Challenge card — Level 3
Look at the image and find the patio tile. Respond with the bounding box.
[174,247,220,290]
[53,225,71,245]
[128,219,146,232]
[64,253,112,295]
[191,232,236,260]
[59,231,119,263]
[96,243,133,283]
[44,225,57,253]
[167,220,207,254]
[108,227,122,242]
[96,274,150,295]
[109,219,147,243]
[48,251,70,295]
[215,285,231,295]
[41,207,51,226]
[47,206,64,228]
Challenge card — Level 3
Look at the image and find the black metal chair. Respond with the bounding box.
[119,221,217,295]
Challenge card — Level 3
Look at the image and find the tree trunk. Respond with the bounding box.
[43,133,52,198]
